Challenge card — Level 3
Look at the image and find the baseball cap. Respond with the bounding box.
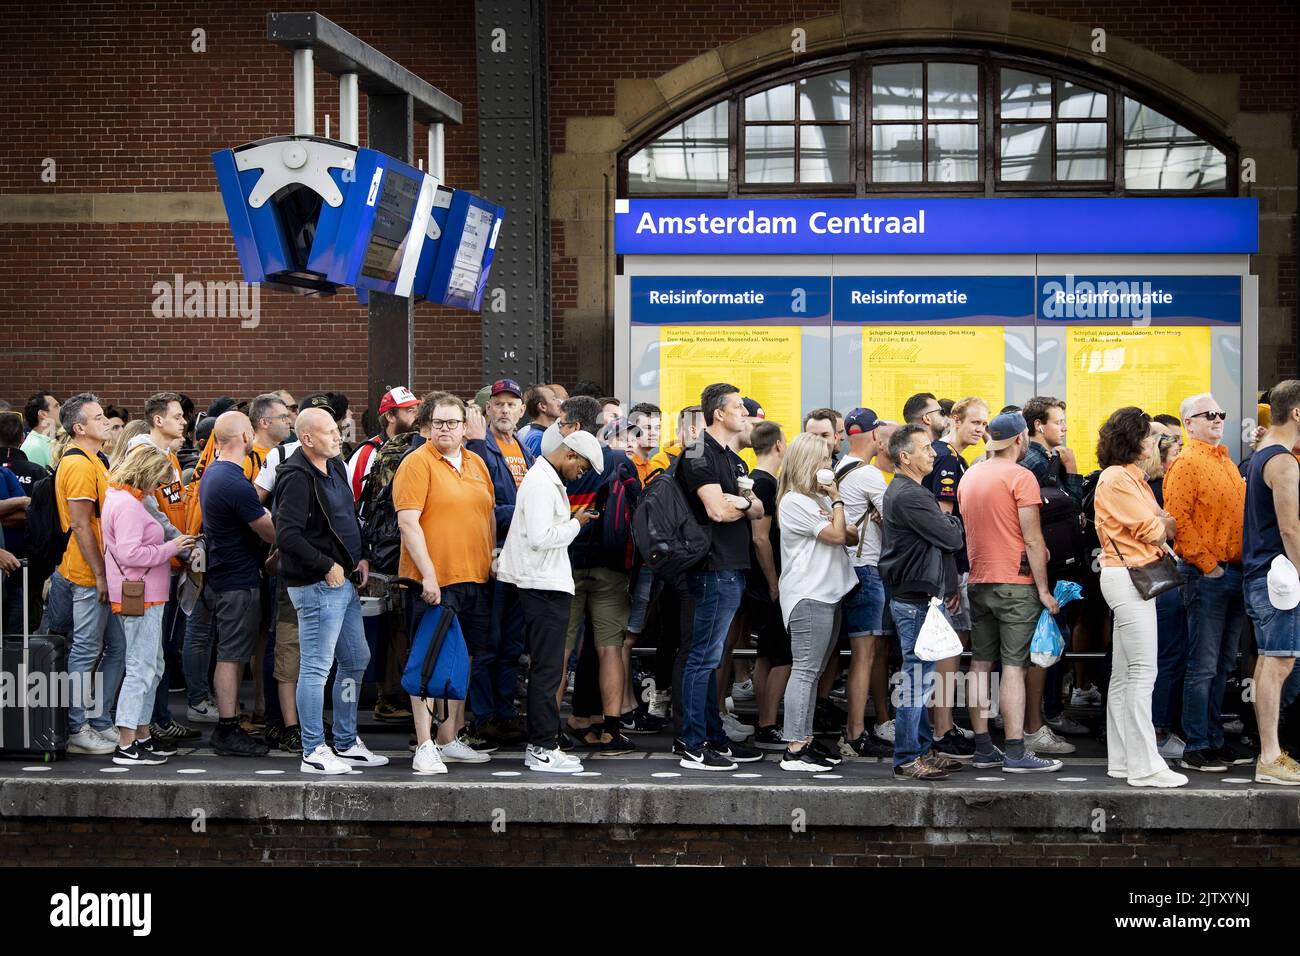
[301,392,344,421]
[845,407,880,435]
[561,430,604,474]
[491,378,523,399]
[474,385,492,411]
[378,386,418,415]
[742,397,764,420]
[984,411,1028,451]
[205,396,246,418]
[1269,555,1300,611]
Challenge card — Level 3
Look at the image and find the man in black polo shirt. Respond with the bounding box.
[673,383,767,771]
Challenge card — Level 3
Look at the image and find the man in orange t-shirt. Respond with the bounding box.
[394,391,497,773]
[465,379,535,745]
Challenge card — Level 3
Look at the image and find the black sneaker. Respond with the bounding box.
[679,746,737,772]
[780,746,834,773]
[150,720,200,743]
[934,728,976,761]
[211,724,270,757]
[113,742,168,766]
[671,736,688,757]
[137,736,178,758]
[586,731,636,755]
[1215,739,1256,766]
[753,725,787,751]
[713,740,764,763]
[808,737,843,766]
[481,716,527,745]
[1179,749,1228,772]
[839,731,893,759]
[264,719,284,748]
[557,727,580,751]
[620,710,666,735]
[278,724,301,754]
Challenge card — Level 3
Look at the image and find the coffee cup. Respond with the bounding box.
[816,468,835,486]
[736,476,754,493]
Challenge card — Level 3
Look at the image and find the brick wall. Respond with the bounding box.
[4,818,1300,866]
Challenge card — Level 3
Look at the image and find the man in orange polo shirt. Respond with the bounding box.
[394,390,497,775]
[1163,391,1253,772]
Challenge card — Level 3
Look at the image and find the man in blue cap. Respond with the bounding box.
[957,410,1063,774]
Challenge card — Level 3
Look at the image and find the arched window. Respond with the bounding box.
[620,49,1234,198]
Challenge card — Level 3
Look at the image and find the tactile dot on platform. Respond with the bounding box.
[176,768,206,774]
[573,771,601,777]
[814,774,843,780]
[732,773,762,778]
[1057,777,1088,782]
[21,766,52,772]
[975,776,1002,782]
[491,770,521,777]
[255,769,285,775]
[651,772,681,778]
[99,767,129,773]
[1222,777,1252,783]
[346,770,363,775]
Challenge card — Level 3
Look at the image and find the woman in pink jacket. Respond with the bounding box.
[102,446,194,765]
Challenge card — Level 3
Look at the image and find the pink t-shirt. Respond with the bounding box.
[956,459,1041,585]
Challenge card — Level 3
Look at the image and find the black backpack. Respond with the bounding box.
[1038,455,1086,575]
[25,447,98,580]
[631,454,711,581]
[359,435,418,575]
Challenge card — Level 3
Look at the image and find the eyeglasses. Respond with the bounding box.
[1158,435,1181,449]
[921,406,943,418]
[1189,411,1227,423]
[429,418,465,430]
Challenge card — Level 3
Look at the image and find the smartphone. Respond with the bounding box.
[584,509,601,518]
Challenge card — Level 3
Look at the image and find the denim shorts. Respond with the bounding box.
[843,564,886,637]
[1245,573,1300,657]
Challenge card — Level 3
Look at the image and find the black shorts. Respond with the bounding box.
[745,592,792,668]
[405,581,492,658]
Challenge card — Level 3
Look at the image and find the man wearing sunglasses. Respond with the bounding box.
[1163,393,1253,772]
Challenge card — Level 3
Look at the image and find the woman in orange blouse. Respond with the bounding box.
[1094,407,1187,789]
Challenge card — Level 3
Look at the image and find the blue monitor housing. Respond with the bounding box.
[415,189,506,311]
[212,135,359,297]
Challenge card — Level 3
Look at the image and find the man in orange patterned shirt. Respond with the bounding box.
[1162,392,1252,772]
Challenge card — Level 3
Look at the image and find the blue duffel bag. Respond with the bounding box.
[401,602,470,711]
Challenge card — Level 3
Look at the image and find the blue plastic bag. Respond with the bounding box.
[1030,580,1083,667]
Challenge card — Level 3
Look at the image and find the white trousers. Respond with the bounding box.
[1100,567,1166,780]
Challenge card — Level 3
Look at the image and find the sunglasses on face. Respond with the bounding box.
[1189,411,1227,423]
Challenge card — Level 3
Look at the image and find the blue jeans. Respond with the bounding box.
[890,598,937,768]
[67,582,126,732]
[1153,583,1188,733]
[150,574,187,725]
[471,579,525,723]
[844,565,886,637]
[40,569,73,635]
[675,569,745,750]
[116,605,166,729]
[1180,563,1244,754]
[627,566,654,634]
[289,581,370,755]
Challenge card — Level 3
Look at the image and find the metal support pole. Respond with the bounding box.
[428,123,445,180]
[292,48,315,135]
[339,72,359,145]
[368,93,416,413]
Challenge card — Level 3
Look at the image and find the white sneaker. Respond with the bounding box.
[525,744,583,774]
[334,736,389,767]
[68,726,116,755]
[722,711,754,743]
[439,737,490,763]
[300,744,351,775]
[1045,714,1090,736]
[1026,724,1076,754]
[95,725,121,746]
[1070,686,1102,707]
[1158,733,1186,759]
[649,690,671,719]
[187,697,220,723]
[412,740,447,774]
[1128,768,1189,788]
[874,720,896,743]
[730,678,755,702]
[1222,718,1245,735]
[566,672,575,694]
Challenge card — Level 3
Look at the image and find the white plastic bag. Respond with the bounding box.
[915,596,963,662]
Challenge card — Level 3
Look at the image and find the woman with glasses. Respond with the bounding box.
[1094,407,1187,788]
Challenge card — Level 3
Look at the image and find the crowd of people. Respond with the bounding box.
[1,375,1298,786]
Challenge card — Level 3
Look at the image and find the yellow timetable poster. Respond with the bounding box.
[860,326,1005,436]
[1066,326,1211,474]
[658,326,802,462]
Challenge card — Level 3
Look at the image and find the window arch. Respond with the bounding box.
[620,48,1236,198]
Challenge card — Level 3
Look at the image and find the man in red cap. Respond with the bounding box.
[347,386,420,502]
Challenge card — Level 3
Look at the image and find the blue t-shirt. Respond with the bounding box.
[200,460,267,592]
[318,461,363,566]
[0,465,24,556]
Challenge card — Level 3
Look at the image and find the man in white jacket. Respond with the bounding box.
[497,430,604,773]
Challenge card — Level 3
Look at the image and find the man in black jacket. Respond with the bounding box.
[879,424,966,781]
[273,408,384,776]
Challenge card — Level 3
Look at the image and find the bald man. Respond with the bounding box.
[195,410,275,757]
[273,408,381,773]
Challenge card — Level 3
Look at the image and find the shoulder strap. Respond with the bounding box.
[834,458,866,484]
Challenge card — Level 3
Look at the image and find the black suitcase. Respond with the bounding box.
[0,561,69,761]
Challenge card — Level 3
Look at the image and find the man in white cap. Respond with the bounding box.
[347,386,420,502]
[1242,380,1300,784]
[496,430,603,773]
